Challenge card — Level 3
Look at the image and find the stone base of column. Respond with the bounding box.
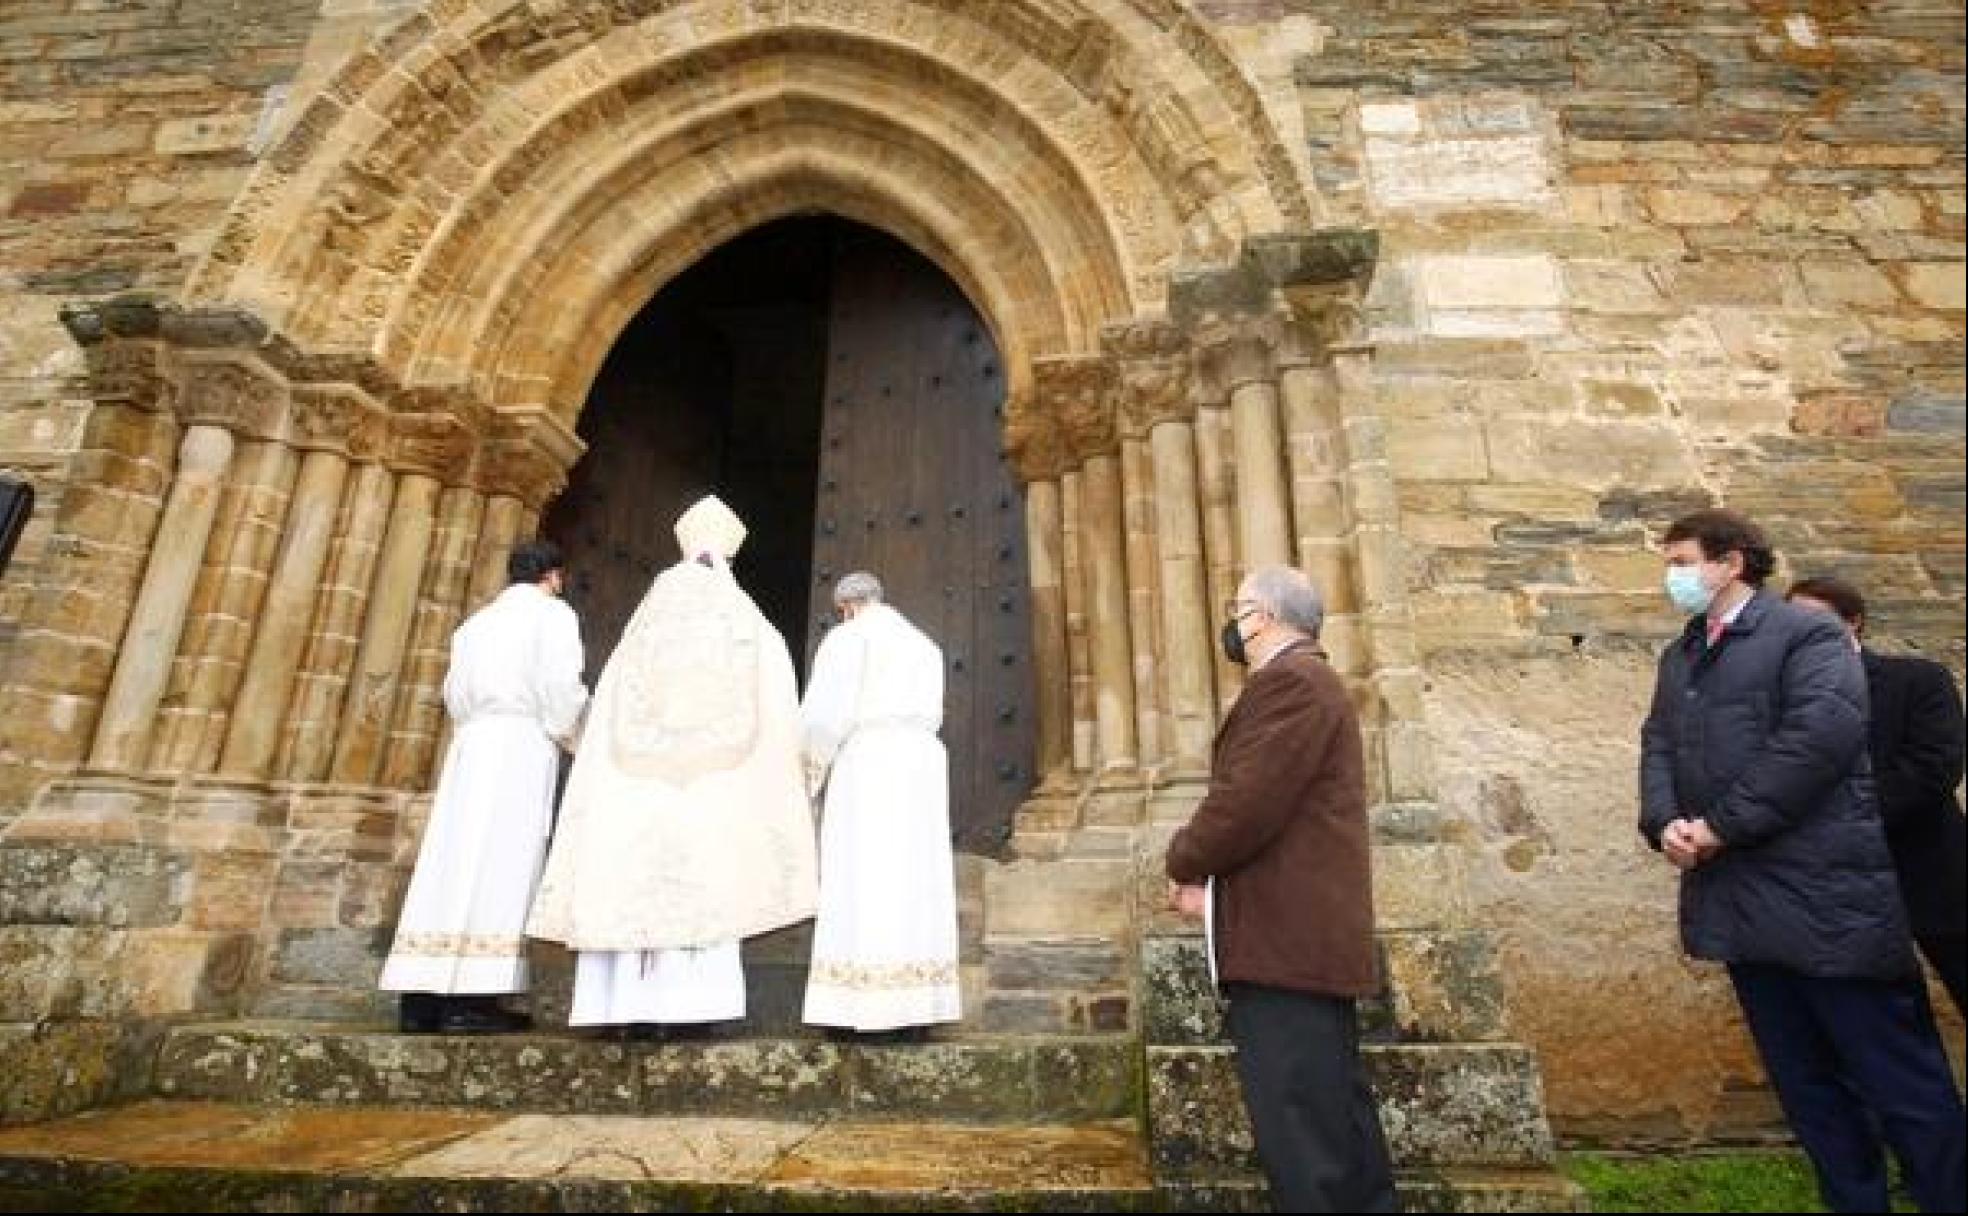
[6,772,174,845]
[1147,780,1207,825]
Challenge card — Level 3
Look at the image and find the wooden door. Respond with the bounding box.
[807,228,1035,854]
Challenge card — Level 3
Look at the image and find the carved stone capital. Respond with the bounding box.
[1102,318,1192,437]
[288,384,385,459]
[384,410,478,480]
[1002,394,1068,484]
[1281,284,1371,360]
[479,408,583,509]
[173,352,290,439]
[75,337,172,415]
[1033,355,1118,464]
[1194,309,1285,393]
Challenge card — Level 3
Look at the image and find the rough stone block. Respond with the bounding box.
[268,927,387,986]
[1149,1043,1554,1172]
[0,844,187,928]
[153,1025,281,1102]
[1030,1040,1137,1120]
[1380,931,1510,1043]
[847,1042,1035,1121]
[983,859,1131,938]
[459,1037,638,1113]
[641,1039,846,1119]
[1888,393,1966,436]
[1372,845,1471,931]
[0,1021,124,1125]
[986,939,1126,990]
[271,1030,462,1106]
[1899,262,1966,310]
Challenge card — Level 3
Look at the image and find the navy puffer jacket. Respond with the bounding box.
[1639,590,1917,982]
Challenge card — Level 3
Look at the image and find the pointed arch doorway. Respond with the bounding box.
[542,216,1035,855]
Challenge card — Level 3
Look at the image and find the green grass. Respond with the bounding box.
[1562,1150,1883,1213]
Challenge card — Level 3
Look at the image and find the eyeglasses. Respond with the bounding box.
[1224,598,1262,621]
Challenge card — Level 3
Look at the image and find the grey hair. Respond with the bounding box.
[833,570,885,606]
[1244,565,1325,637]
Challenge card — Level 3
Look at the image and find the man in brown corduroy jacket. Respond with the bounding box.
[1166,564,1395,1214]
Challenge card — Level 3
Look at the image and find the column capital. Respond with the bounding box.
[288,384,387,459]
[1003,399,1069,484]
[1280,282,1373,361]
[1194,308,1286,393]
[172,350,292,438]
[383,409,477,480]
[1102,317,1193,438]
[1033,354,1119,464]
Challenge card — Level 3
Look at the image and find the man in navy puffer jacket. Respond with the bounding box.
[1640,508,1964,1215]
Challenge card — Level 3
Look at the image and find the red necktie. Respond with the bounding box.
[1706,617,1727,648]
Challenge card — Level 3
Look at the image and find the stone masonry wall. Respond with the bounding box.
[1286,1,1965,1142]
[0,0,316,816]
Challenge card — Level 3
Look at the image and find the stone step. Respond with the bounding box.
[151,1022,1137,1124]
[0,1100,1585,1213]
[1149,1043,1558,1170]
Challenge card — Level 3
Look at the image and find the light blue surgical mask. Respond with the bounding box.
[1665,565,1714,615]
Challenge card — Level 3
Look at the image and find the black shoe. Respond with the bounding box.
[398,993,444,1034]
[438,1003,532,1035]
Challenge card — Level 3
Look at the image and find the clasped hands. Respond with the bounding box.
[1166,880,1207,918]
[1661,816,1724,870]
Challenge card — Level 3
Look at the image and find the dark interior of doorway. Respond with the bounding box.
[543,216,835,680]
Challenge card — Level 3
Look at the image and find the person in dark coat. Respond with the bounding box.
[1786,575,1966,1018]
[1165,564,1395,1214]
[1641,509,1964,1214]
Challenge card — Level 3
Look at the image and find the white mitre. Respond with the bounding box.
[674,494,747,559]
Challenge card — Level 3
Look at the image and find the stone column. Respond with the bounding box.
[465,494,525,614]
[1109,318,1204,779]
[1192,379,1241,712]
[330,470,439,785]
[87,423,236,771]
[1047,356,1136,777]
[380,485,484,788]
[148,437,297,775]
[330,408,476,786]
[1204,313,1293,572]
[1005,407,1073,789]
[1119,436,1162,772]
[279,460,395,783]
[218,444,352,778]
[1080,453,1138,774]
[1060,469,1094,775]
[1148,419,1214,776]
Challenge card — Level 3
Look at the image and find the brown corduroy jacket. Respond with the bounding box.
[1165,640,1379,998]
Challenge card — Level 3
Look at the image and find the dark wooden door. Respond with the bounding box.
[807,228,1034,854]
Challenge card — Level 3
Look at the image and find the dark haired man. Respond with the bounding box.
[1787,575,1966,1019]
[1641,509,1963,1213]
[379,539,589,1034]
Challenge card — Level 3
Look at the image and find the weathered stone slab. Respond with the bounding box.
[458,1038,637,1114]
[846,1042,1036,1122]
[640,1038,846,1119]
[982,859,1131,938]
[0,1021,125,1125]
[1148,1044,1555,1171]
[269,1031,461,1107]
[0,845,186,928]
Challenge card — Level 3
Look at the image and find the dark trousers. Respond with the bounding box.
[1223,983,1397,1214]
[1915,933,1967,1022]
[1728,963,1966,1214]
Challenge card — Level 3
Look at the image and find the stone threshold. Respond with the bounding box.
[153,1021,1140,1124]
[0,1101,1586,1213]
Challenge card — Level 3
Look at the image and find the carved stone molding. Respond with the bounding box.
[1034,355,1119,464]
[1003,395,1069,485]
[1102,318,1193,437]
[289,384,386,459]
[479,407,583,509]
[173,353,290,439]
[384,410,478,480]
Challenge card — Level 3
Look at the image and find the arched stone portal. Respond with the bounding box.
[1,4,1569,1197]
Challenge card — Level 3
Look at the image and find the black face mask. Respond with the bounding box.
[1221,619,1249,667]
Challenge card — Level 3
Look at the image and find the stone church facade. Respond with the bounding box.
[0,0,1960,1169]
